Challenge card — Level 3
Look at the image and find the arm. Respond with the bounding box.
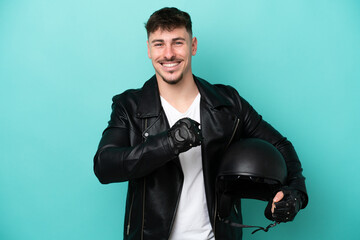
[94,126,174,184]
[93,99,173,184]
[93,100,202,184]
[234,90,308,208]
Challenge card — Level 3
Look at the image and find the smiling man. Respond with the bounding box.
[94,7,308,240]
[147,27,197,85]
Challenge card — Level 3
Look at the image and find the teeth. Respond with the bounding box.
[163,63,179,67]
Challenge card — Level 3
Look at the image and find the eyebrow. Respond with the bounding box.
[150,37,186,44]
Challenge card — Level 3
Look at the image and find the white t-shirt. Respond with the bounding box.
[160,93,214,240]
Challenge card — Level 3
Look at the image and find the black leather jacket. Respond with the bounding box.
[94,75,308,240]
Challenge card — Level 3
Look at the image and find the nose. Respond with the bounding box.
[164,45,175,60]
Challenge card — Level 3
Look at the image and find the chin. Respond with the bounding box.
[160,73,183,85]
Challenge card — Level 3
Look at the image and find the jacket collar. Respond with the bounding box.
[136,74,231,118]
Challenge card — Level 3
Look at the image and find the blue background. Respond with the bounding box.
[1,0,359,239]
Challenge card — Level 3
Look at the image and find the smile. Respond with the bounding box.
[162,63,179,67]
[160,61,181,68]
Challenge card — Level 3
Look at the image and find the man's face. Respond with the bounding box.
[147,27,197,85]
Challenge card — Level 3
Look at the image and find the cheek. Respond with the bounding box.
[150,50,162,60]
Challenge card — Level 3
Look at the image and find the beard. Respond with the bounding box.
[157,70,184,85]
[154,55,186,85]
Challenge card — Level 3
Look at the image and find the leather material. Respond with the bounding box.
[93,75,308,240]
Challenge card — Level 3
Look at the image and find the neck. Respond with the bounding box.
[157,73,199,113]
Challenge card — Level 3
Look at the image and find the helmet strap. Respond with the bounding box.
[219,217,279,234]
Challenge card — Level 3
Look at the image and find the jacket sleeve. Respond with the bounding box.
[93,100,176,184]
[233,89,308,208]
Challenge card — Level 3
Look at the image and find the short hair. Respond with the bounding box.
[145,7,192,38]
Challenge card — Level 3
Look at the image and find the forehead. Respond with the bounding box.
[148,27,191,41]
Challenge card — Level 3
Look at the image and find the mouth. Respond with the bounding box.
[162,62,180,67]
[159,60,182,70]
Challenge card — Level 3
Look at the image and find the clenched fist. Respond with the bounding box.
[168,118,203,155]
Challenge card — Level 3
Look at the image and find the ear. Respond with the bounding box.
[191,37,198,56]
[147,40,151,59]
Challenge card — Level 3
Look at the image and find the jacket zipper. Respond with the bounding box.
[128,118,148,236]
[141,179,146,240]
[213,117,240,236]
[225,118,240,151]
[141,119,148,240]
[126,191,135,235]
[213,196,218,237]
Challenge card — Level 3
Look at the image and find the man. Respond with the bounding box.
[94,7,308,240]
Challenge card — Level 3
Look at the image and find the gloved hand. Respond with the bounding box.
[265,186,304,222]
[168,117,203,155]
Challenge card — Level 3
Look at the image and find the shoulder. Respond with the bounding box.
[195,75,244,106]
[112,75,157,106]
[112,88,142,105]
[214,83,239,96]
[196,76,239,96]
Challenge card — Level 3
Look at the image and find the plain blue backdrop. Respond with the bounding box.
[1,0,359,239]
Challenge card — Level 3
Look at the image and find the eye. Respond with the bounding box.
[175,41,183,45]
[154,43,163,47]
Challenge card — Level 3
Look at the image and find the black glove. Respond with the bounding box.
[168,118,203,155]
[265,186,304,223]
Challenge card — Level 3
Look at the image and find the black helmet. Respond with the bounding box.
[217,138,287,220]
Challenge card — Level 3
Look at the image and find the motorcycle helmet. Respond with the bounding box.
[217,138,287,221]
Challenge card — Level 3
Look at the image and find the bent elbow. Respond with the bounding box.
[93,149,126,184]
[93,157,111,184]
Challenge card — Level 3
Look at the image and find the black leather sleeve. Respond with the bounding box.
[93,102,176,184]
[232,88,308,208]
